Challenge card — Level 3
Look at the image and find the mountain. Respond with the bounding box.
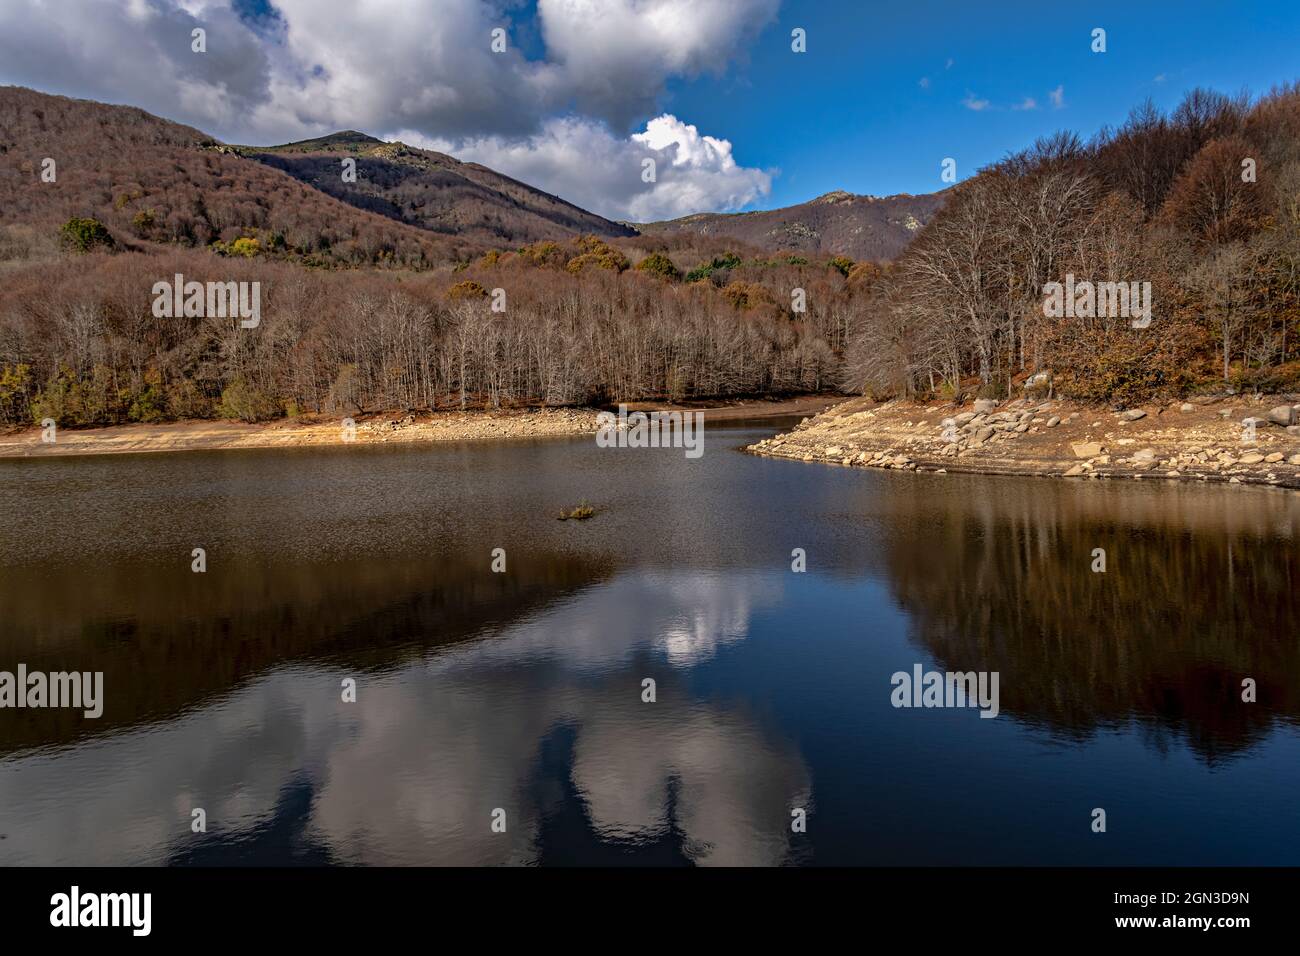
[635,189,946,262]
[0,87,627,268]
[238,133,637,246]
[0,85,930,269]
[0,86,484,267]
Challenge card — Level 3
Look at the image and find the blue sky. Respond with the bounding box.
[2,0,1298,219]
[661,0,1300,206]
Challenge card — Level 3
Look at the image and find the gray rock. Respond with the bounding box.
[1045,416,1061,428]
[1119,409,1147,421]
[1267,405,1297,426]
[975,426,995,442]
[973,399,998,414]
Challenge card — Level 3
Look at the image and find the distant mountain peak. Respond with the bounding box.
[262,130,385,153]
[639,188,945,262]
[813,189,862,204]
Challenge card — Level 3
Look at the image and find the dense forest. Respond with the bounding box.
[2,82,1298,428]
[0,234,861,425]
[845,84,1300,405]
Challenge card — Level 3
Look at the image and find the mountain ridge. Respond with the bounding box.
[633,187,946,261]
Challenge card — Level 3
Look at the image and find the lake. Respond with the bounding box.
[1,417,1298,865]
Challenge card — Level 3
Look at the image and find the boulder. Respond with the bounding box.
[975,426,995,442]
[1119,409,1147,421]
[953,412,976,425]
[1267,405,1297,426]
[1265,452,1285,463]
[1071,441,1105,459]
[973,398,998,414]
[1063,464,1086,477]
[1179,403,1195,413]
[1045,416,1060,428]
[1239,453,1265,465]
[1132,447,1156,460]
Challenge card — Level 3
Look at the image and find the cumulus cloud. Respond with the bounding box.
[0,0,275,132]
[405,113,772,222]
[1012,96,1038,111]
[0,0,779,214]
[0,0,778,142]
[536,0,780,128]
[1049,84,1065,108]
[962,91,990,112]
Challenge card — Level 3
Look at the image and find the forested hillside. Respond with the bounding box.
[0,237,861,425]
[242,132,638,246]
[845,85,1300,404]
[0,87,473,268]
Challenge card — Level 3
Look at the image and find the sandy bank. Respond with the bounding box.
[0,396,835,459]
[747,394,1300,491]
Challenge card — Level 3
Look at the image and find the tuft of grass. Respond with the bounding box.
[557,503,596,521]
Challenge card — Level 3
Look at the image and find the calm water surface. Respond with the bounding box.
[1,418,1298,865]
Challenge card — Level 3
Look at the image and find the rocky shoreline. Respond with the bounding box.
[747,394,1300,490]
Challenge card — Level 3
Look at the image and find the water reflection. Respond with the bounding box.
[1,429,1299,865]
[0,572,809,866]
[867,476,1300,763]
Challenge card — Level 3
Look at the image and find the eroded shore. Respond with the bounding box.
[747,394,1300,490]
[0,396,836,459]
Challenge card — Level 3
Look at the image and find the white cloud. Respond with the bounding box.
[1049,84,1065,108]
[537,0,780,127]
[1013,96,1038,111]
[918,76,931,89]
[405,113,772,221]
[962,91,990,112]
[0,0,781,143]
